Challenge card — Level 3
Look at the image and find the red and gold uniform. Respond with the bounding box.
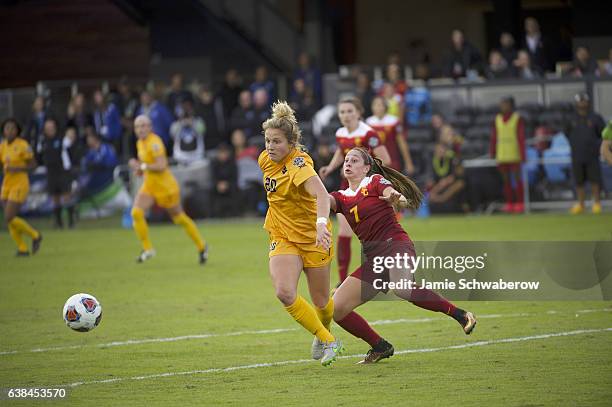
[335,121,382,188]
[137,133,180,208]
[331,174,414,289]
[365,114,403,171]
[259,148,333,268]
[0,137,33,203]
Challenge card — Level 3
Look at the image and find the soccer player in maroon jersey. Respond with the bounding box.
[366,96,415,174]
[328,147,477,364]
[319,97,392,284]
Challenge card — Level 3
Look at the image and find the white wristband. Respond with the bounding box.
[316,217,328,225]
[140,163,147,171]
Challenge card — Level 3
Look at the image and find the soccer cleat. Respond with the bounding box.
[311,337,324,360]
[199,244,209,265]
[321,339,344,366]
[592,202,602,214]
[15,250,30,257]
[569,203,584,215]
[461,311,477,335]
[512,202,524,213]
[32,233,43,255]
[357,341,394,365]
[136,249,156,263]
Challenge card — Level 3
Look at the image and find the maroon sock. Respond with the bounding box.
[515,178,524,203]
[336,311,381,347]
[337,236,351,282]
[409,285,464,321]
[503,180,513,204]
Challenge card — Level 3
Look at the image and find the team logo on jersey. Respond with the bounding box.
[355,137,362,146]
[292,157,305,168]
[281,166,288,174]
[361,187,369,196]
[379,177,391,185]
[269,241,277,251]
[368,137,380,148]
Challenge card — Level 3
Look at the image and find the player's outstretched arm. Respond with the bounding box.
[379,186,408,210]
[318,148,344,180]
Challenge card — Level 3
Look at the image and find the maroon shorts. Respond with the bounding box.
[350,236,415,292]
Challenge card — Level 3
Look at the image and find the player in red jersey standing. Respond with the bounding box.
[319,97,391,284]
[366,96,415,174]
[328,147,477,364]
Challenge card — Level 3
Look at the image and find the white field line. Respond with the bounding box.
[1,308,610,356]
[63,327,612,388]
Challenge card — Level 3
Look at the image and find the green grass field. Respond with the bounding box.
[1,213,611,406]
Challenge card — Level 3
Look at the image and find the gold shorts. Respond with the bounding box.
[1,182,29,203]
[139,184,180,209]
[268,235,333,268]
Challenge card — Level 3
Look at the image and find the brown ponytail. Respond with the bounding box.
[352,147,423,210]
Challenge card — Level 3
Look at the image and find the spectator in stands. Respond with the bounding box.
[386,63,408,95]
[135,90,174,149]
[430,113,446,142]
[414,63,431,81]
[217,68,243,127]
[355,71,374,118]
[251,89,271,137]
[484,49,513,80]
[41,118,76,228]
[249,66,275,107]
[92,89,122,154]
[565,92,605,215]
[489,96,526,213]
[311,138,339,192]
[211,143,239,217]
[289,79,319,122]
[25,95,47,159]
[170,98,205,165]
[439,124,464,156]
[66,93,92,146]
[231,128,263,215]
[427,142,467,213]
[114,76,139,122]
[294,51,322,104]
[513,50,542,80]
[380,82,403,120]
[80,126,118,197]
[601,48,612,77]
[230,90,255,138]
[195,85,222,149]
[522,17,552,73]
[499,32,518,66]
[444,29,483,79]
[166,73,191,116]
[566,46,598,78]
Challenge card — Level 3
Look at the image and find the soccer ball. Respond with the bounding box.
[62,293,102,332]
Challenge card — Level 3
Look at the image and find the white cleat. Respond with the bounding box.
[462,311,477,335]
[311,337,324,360]
[136,249,156,263]
[321,339,345,366]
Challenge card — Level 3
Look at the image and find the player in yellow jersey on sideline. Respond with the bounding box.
[0,118,42,256]
[128,115,208,264]
[258,101,344,366]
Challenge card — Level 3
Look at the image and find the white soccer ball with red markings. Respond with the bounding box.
[62,293,102,332]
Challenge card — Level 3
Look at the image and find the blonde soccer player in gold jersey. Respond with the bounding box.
[128,115,208,264]
[0,118,42,256]
[259,101,344,366]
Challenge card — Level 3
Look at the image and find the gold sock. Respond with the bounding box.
[316,297,334,332]
[131,207,153,251]
[11,217,39,239]
[8,220,27,252]
[285,295,335,342]
[171,212,205,251]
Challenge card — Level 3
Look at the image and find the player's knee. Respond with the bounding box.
[171,213,185,225]
[333,301,350,321]
[312,294,329,309]
[131,207,144,220]
[275,287,296,306]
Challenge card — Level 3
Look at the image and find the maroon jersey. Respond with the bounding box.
[331,174,410,254]
[335,121,382,156]
[366,114,403,170]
